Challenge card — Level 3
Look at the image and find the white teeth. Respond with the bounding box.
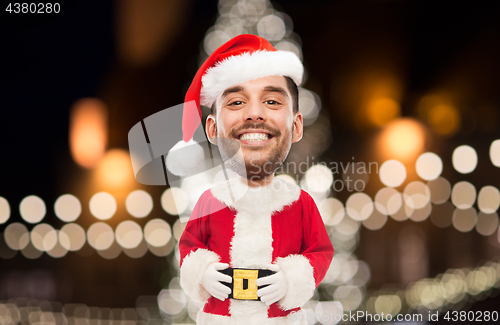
[239,133,269,141]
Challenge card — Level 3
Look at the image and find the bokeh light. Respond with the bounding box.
[427,104,461,136]
[453,208,477,232]
[19,195,46,224]
[362,209,388,230]
[4,223,30,250]
[47,234,68,258]
[69,98,108,169]
[452,145,478,174]
[257,14,286,41]
[319,198,345,226]
[404,181,431,209]
[374,295,401,317]
[315,301,343,325]
[275,40,302,60]
[304,164,333,193]
[21,241,43,259]
[477,186,500,214]
[390,205,409,222]
[374,187,402,215]
[97,240,122,259]
[427,177,451,204]
[54,194,82,222]
[125,190,153,218]
[115,220,143,249]
[475,212,499,236]
[416,152,442,181]
[122,238,148,259]
[451,181,476,209]
[172,219,187,241]
[157,289,187,316]
[408,201,432,222]
[379,118,426,161]
[95,149,135,188]
[89,192,117,220]
[59,223,86,251]
[334,285,363,311]
[87,222,115,251]
[379,160,406,188]
[31,223,58,252]
[298,88,320,126]
[149,238,175,257]
[144,219,172,247]
[366,97,401,127]
[346,193,373,221]
[161,187,188,215]
[489,140,500,167]
[0,197,10,224]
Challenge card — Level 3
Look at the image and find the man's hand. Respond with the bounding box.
[202,262,232,301]
[256,264,288,306]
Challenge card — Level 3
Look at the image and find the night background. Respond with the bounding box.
[1,0,500,323]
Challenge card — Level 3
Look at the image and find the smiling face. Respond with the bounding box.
[206,75,303,185]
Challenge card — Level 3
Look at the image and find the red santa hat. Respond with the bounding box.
[166,34,304,176]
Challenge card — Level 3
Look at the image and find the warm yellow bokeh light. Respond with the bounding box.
[69,98,108,169]
[4,223,30,250]
[59,223,86,251]
[379,118,426,161]
[379,160,407,188]
[427,104,461,136]
[345,193,374,221]
[144,219,172,247]
[362,209,388,230]
[115,220,143,249]
[418,95,461,136]
[96,149,134,188]
[19,195,46,224]
[0,197,10,224]
[319,198,345,226]
[375,187,402,215]
[366,97,401,127]
[126,190,153,218]
[161,187,188,215]
[89,192,117,220]
[31,223,57,252]
[87,222,115,251]
[54,194,82,222]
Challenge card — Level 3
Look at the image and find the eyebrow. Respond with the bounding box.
[221,86,245,100]
[220,85,290,100]
[263,86,289,100]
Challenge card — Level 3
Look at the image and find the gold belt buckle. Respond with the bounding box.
[232,269,259,300]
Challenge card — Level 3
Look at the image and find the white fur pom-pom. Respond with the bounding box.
[165,139,205,177]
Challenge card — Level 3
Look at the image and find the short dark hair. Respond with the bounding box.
[211,76,299,115]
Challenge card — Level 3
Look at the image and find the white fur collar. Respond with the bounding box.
[210,176,301,215]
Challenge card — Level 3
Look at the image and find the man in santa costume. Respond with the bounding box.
[168,34,334,324]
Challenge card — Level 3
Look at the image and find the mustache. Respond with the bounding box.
[228,122,281,138]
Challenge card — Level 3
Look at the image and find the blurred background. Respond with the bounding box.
[1,0,500,324]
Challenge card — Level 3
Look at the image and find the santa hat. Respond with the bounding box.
[166,34,304,176]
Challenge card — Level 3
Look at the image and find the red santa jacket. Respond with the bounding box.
[179,177,334,325]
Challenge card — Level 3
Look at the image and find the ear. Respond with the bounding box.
[206,114,217,145]
[292,112,303,143]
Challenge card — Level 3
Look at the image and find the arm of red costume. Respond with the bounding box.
[276,191,334,310]
[179,191,221,303]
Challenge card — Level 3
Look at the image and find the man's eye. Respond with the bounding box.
[265,100,280,105]
[228,101,243,106]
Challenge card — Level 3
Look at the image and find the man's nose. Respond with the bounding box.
[243,100,266,121]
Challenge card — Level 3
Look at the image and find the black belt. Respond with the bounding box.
[219,268,276,300]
